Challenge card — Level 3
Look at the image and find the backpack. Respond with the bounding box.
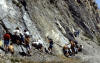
[4,33,10,39]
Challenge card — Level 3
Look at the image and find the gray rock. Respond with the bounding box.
[0,0,100,63]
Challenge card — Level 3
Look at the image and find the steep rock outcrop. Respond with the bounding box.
[0,0,100,63]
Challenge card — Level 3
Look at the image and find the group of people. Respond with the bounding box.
[3,27,31,55]
[31,37,54,54]
[63,40,82,57]
[2,27,54,56]
[1,27,82,57]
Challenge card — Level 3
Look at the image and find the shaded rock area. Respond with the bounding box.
[0,0,100,63]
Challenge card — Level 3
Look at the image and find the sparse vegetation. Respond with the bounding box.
[10,58,65,63]
[11,58,21,63]
[96,36,100,46]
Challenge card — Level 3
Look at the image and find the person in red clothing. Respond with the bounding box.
[3,32,11,52]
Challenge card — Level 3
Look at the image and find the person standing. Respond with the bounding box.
[13,27,23,45]
[3,32,11,53]
[24,36,31,55]
[48,38,53,54]
[13,27,20,44]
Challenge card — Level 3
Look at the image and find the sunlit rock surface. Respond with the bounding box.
[0,0,100,63]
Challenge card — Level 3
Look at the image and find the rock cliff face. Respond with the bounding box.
[0,0,100,63]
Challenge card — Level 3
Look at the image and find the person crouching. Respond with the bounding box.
[32,40,43,52]
[8,43,14,54]
[63,45,70,57]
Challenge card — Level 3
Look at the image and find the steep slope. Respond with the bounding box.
[0,0,100,63]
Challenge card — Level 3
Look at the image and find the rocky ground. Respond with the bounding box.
[0,0,100,63]
[0,45,82,63]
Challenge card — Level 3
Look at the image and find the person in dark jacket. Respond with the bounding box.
[48,38,53,54]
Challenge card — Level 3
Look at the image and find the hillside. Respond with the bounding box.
[0,0,100,63]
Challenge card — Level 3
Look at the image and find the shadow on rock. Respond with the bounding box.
[19,52,27,56]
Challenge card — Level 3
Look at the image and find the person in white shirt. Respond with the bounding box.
[13,27,20,36]
[24,29,30,38]
[13,27,23,44]
[32,39,43,51]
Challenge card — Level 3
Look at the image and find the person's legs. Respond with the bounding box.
[68,48,72,56]
[15,35,21,45]
[38,44,43,52]
[71,47,76,56]
[4,40,9,53]
[21,37,24,44]
[48,44,53,54]
[65,53,70,57]
[4,44,7,52]
[26,44,31,55]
